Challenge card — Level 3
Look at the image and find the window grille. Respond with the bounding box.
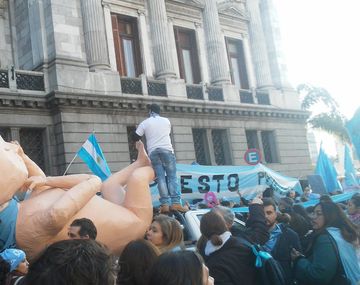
[261,131,279,163]
[245,130,259,149]
[16,72,45,91]
[147,80,167,97]
[240,90,254,104]
[0,128,11,141]
[211,129,231,165]
[208,86,224,101]
[192,129,210,165]
[186,84,203,100]
[257,91,271,105]
[20,128,46,171]
[0,69,9,88]
[121,77,143,95]
[127,126,137,163]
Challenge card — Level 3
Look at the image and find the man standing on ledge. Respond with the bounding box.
[133,103,188,213]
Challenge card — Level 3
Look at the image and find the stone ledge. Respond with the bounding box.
[0,90,310,122]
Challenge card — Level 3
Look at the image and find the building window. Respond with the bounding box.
[19,128,46,171]
[0,127,11,141]
[174,27,201,84]
[245,130,279,163]
[261,131,279,163]
[192,129,211,165]
[211,129,232,165]
[192,128,232,165]
[112,15,142,77]
[226,38,249,90]
[127,126,137,163]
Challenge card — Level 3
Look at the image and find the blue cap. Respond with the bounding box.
[0,248,26,272]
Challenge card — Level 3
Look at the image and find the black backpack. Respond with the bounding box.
[237,237,286,285]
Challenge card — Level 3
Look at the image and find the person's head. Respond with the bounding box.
[263,187,274,198]
[68,218,97,240]
[212,205,235,230]
[286,190,296,199]
[0,248,29,275]
[117,239,160,285]
[319,194,332,203]
[348,194,360,215]
[263,198,278,229]
[24,239,115,285]
[311,202,360,243]
[146,215,183,253]
[277,212,291,224]
[200,211,228,246]
[149,103,161,116]
[278,197,294,214]
[148,250,214,285]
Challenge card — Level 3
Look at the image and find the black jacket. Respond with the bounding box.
[231,204,269,245]
[271,224,301,285]
[199,237,257,285]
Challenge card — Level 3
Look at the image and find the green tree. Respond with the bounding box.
[297,84,350,142]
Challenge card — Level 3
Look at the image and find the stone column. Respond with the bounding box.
[194,22,209,84]
[103,3,117,71]
[247,0,273,89]
[80,0,110,70]
[147,0,176,79]
[202,0,230,85]
[137,9,153,77]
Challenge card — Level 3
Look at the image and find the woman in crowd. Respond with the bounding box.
[0,248,29,285]
[292,201,360,285]
[348,194,360,226]
[148,250,214,285]
[197,211,256,285]
[146,214,184,253]
[117,239,159,285]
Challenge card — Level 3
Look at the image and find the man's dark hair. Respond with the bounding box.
[262,198,277,211]
[0,256,10,285]
[70,218,97,240]
[149,103,160,115]
[23,239,115,285]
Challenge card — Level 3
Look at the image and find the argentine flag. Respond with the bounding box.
[77,134,111,181]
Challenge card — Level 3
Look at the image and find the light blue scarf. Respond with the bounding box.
[327,227,360,285]
[0,198,18,251]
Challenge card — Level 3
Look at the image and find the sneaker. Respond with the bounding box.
[159,205,170,214]
[170,203,189,213]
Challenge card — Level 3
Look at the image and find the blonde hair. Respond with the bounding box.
[152,215,184,253]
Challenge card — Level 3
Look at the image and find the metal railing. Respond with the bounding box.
[121,77,142,95]
[186,84,204,100]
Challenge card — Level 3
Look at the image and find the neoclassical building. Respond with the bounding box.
[0,0,313,178]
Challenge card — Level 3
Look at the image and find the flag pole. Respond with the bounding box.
[63,153,78,176]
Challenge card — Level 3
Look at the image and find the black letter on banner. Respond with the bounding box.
[213,175,225,193]
[181,175,192,193]
[198,175,210,193]
[227,174,239,192]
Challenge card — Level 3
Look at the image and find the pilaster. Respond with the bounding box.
[80,0,110,71]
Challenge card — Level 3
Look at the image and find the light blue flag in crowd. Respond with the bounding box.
[346,108,360,160]
[315,145,341,193]
[344,144,359,187]
[77,134,111,181]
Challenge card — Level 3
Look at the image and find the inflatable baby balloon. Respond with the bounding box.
[0,137,154,261]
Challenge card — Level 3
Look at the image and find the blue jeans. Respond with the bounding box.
[150,148,180,205]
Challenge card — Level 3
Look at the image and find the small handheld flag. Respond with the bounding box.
[77,134,111,181]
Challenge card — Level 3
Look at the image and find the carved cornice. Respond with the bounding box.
[169,0,205,9]
[0,91,309,122]
[217,0,249,20]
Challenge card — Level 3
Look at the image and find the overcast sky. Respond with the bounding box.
[274,0,360,120]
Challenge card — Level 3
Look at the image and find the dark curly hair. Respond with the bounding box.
[0,255,10,285]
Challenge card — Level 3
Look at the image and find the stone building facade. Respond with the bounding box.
[0,0,313,178]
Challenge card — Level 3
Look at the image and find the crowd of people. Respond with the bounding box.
[1,103,360,284]
[2,191,360,284]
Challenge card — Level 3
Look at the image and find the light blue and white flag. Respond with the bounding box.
[315,145,341,193]
[77,134,111,181]
[344,144,359,187]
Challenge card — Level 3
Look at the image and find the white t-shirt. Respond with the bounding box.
[136,115,174,155]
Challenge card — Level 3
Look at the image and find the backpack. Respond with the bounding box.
[237,237,286,285]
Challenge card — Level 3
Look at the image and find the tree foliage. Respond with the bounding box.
[297,84,350,143]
